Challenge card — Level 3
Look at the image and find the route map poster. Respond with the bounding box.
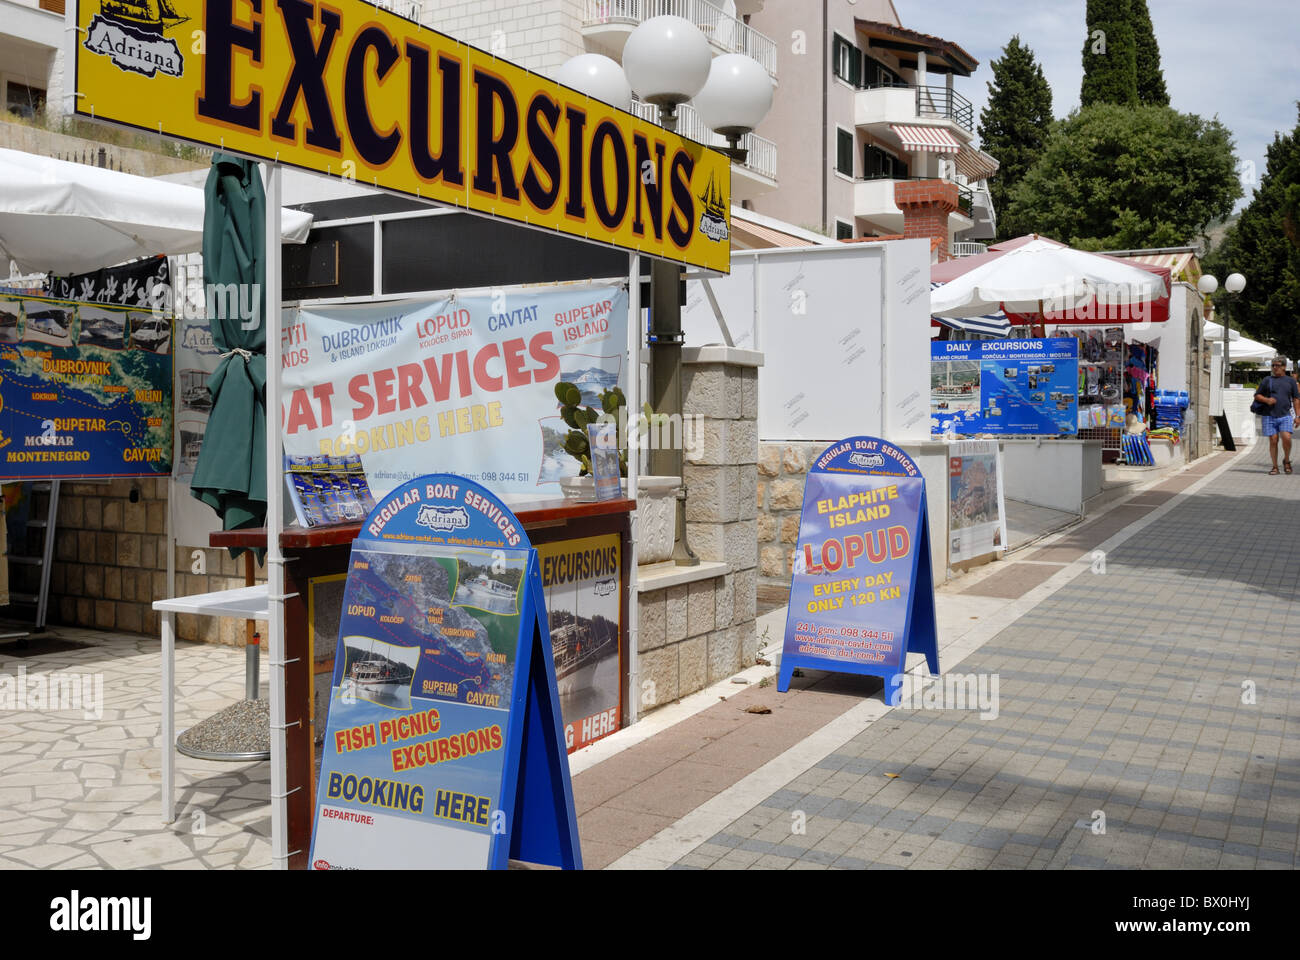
[282,283,627,500]
[0,293,172,479]
[930,338,1079,437]
[779,437,938,703]
[538,534,622,752]
[311,475,581,870]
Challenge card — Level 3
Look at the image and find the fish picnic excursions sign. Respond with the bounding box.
[311,473,581,869]
[70,0,732,272]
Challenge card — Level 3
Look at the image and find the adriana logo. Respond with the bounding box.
[848,453,885,469]
[85,0,186,79]
[593,577,617,597]
[415,504,470,532]
[697,172,729,242]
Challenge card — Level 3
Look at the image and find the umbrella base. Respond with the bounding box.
[176,698,270,762]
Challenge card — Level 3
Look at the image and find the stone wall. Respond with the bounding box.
[0,119,206,178]
[634,348,761,708]
[35,479,262,643]
[755,440,823,604]
[421,0,585,75]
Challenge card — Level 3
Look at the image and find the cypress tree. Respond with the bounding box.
[1081,0,1138,107]
[977,36,1053,240]
[1131,0,1170,106]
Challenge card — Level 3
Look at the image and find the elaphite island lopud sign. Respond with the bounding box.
[70,0,732,272]
[779,436,939,702]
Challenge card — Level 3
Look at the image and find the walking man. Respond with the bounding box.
[1256,357,1300,474]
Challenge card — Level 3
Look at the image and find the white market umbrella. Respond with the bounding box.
[929,237,1168,319]
[0,147,313,275]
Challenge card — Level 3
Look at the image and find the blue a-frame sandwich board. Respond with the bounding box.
[777,436,939,704]
[309,474,581,870]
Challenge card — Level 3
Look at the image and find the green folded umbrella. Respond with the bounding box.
[191,153,268,558]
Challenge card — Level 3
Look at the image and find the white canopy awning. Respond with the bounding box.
[0,147,313,275]
[1202,320,1240,342]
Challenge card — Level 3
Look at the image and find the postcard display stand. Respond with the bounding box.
[778,437,939,703]
[310,474,581,870]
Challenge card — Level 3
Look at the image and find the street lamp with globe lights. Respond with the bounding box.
[1199,271,1247,383]
[557,20,773,565]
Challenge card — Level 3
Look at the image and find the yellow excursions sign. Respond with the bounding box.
[71,0,732,272]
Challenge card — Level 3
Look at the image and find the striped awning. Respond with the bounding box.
[890,124,962,153]
[954,146,999,182]
[930,282,1012,336]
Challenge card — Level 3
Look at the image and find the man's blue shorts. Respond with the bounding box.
[1262,412,1295,436]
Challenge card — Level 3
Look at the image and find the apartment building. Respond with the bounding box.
[746,0,997,256]
[420,0,781,203]
[0,0,63,119]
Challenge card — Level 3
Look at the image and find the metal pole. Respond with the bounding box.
[650,104,698,566]
[263,164,289,869]
[626,252,640,726]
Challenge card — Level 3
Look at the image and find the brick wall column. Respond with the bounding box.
[894,178,958,261]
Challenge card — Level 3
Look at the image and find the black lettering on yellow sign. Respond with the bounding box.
[79,0,728,271]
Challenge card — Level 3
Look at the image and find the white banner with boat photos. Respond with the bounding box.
[947,440,1006,565]
[281,284,628,503]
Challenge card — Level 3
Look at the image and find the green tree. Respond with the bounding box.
[1081,0,1138,107]
[1002,103,1241,249]
[1130,0,1170,106]
[1204,106,1300,355]
[978,36,1053,241]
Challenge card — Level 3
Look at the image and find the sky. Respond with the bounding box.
[895,0,1299,211]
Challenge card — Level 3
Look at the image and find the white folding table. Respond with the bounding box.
[153,585,270,823]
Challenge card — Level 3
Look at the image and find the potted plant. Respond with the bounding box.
[552,381,680,564]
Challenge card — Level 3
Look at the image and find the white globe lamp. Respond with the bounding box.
[622,16,712,129]
[554,54,632,111]
[1225,272,1246,294]
[691,53,773,159]
[1197,274,1218,296]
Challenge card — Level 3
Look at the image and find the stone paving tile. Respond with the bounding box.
[689,446,1300,870]
[0,633,271,871]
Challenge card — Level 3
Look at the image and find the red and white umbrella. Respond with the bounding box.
[931,236,1169,324]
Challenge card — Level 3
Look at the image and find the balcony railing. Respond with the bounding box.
[582,0,778,78]
[914,84,972,133]
[951,242,987,258]
[632,99,777,181]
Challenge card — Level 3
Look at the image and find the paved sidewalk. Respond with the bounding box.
[642,443,1298,869]
[0,630,270,869]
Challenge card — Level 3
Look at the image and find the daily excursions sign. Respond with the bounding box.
[71,0,732,272]
[779,437,938,702]
[930,338,1080,437]
[311,473,581,869]
[281,283,626,499]
[0,293,172,479]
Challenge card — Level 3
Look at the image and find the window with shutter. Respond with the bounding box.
[836,129,854,177]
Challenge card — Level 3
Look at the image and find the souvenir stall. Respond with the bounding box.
[930,237,1169,512]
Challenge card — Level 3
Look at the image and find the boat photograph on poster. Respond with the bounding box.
[339,635,418,710]
[78,306,127,350]
[453,557,523,617]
